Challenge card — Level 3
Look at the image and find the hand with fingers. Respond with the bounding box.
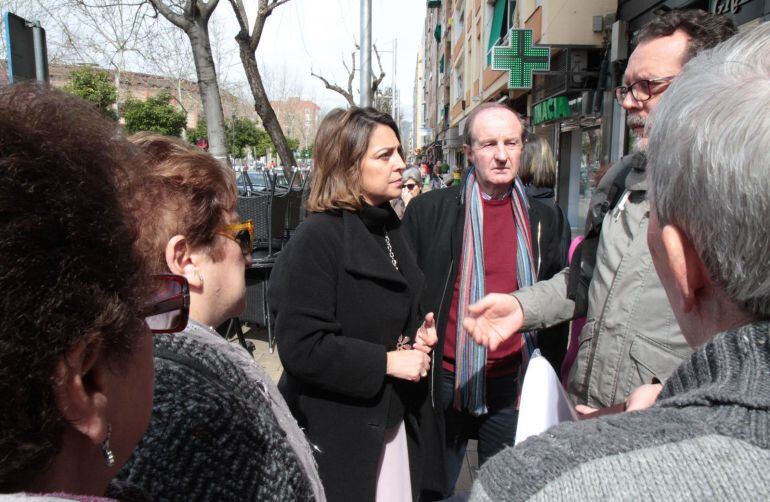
[574,383,664,420]
[413,312,438,355]
[386,349,431,382]
[461,293,524,351]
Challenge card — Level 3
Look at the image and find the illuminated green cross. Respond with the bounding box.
[491,29,551,89]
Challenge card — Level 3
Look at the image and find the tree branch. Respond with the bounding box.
[199,0,220,21]
[148,0,189,29]
[371,43,385,95]
[311,69,355,107]
[265,0,291,15]
[347,50,356,98]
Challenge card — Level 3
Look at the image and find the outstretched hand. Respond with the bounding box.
[461,293,524,351]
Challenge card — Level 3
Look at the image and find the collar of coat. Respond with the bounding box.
[625,151,648,192]
[340,208,423,289]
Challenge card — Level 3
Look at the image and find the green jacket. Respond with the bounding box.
[513,154,690,408]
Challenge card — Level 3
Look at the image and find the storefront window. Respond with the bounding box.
[576,128,602,232]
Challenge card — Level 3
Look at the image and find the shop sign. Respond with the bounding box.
[532,96,572,126]
[710,0,753,15]
[491,29,551,89]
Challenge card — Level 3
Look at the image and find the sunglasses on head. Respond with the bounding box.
[216,219,254,257]
[144,274,190,333]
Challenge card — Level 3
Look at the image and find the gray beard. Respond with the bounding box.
[627,114,648,152]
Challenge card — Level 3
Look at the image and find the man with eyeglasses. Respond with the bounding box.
[402,103,569,497]
[460,10,736,414]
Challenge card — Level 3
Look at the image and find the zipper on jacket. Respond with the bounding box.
[432,258,454,409]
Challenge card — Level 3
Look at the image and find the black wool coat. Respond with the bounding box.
[269,205,446,502]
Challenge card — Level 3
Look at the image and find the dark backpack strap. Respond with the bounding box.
[566,156,635,317]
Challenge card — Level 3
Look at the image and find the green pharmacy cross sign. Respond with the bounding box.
[491,29,550,89]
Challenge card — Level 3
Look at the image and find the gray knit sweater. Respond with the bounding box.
[470,320,770,501]
[118,319,324,501]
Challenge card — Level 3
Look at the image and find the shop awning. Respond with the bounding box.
[428,0,441,8]
[487,0,510,65]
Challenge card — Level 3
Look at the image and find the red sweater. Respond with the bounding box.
[443,197,523,378]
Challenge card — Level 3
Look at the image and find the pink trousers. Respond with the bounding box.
[375,421,412,501]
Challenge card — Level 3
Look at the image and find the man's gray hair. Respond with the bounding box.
[648,22,770,318]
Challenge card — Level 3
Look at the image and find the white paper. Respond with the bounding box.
[514,349,578,445]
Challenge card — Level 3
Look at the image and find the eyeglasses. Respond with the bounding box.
[404,183,418,190]
[216,219,254,257]
[144,274,190,333]
[615,75,677,105]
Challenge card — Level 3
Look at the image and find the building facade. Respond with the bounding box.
[41,63,257,130]
[412,43,428,159]
[420,0,615,233]
[270,96,321,151]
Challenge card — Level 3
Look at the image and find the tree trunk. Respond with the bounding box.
[186,19,228,163]
[236,38,296,168]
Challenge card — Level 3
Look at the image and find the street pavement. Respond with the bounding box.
[239,322,478,495]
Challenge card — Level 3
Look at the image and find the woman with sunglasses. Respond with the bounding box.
[391,167,423,219]
[117,134,324,501]
[0,84,189,498]
[269,108,444,502]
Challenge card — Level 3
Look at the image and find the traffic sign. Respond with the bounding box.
[4,11,48,83]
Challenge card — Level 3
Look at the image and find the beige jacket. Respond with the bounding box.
[513,155,691,408]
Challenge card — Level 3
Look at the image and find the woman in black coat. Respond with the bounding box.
[269,107,443,502]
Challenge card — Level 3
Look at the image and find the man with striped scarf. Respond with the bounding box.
[402,103,569,497]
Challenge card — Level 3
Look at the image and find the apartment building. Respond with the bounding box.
[419,0,767,232]
[412,43,428,157]
[270,97,321,151]
[420,0,615,231]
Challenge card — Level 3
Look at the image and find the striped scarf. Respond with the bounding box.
[454,169,539,416]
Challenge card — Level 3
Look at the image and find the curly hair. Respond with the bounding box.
[0,82,148,490]
[307,107,403,213]
[128,133,237,275]
[635,9,737,64]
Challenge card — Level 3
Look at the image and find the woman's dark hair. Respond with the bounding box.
[0,82,148,490]
[307,107,403,212]
[635,9,736,63]
[129,133,237,275]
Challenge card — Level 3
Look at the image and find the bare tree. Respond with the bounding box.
[147,0,229,163]
[140,21,197,114]
[310,43,386,108]
[228,0,296,167]
[3,0,154,116]
[261,61,304,103]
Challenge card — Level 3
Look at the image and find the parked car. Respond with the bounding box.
[237,170,269,195]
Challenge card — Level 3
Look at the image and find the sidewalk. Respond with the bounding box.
[239,322,478,494]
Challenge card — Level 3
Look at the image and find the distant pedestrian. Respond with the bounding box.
[392,166,423,219]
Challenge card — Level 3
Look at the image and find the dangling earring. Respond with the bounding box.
[101,423,115,467]
[195,270,204,285]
